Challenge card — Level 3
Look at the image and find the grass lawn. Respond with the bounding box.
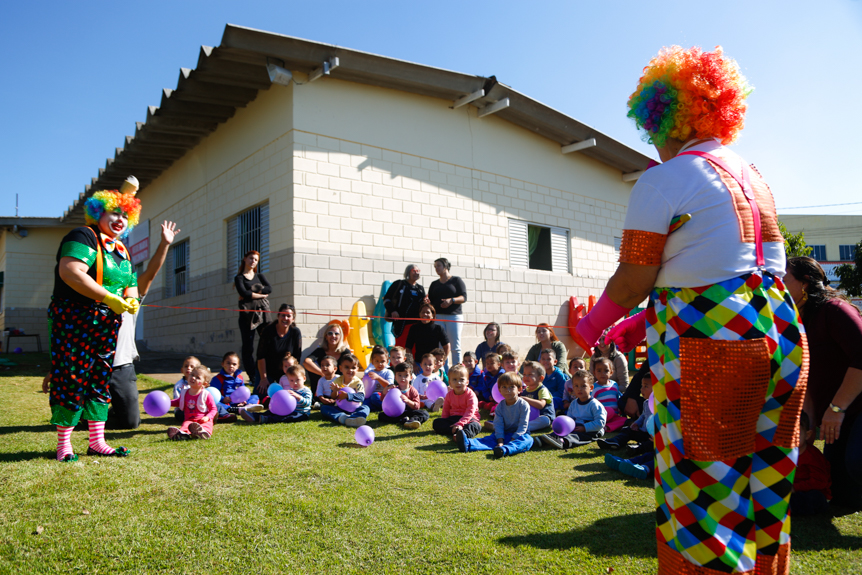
[1,353,860,575]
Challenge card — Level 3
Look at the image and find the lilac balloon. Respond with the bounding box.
[529,406,540,421]
[491,382,504,403]
[552,415,576,437]
[355,425,375,446]
[382,389,406,417]
[269,390,297,416]
[425,379,448,403]
[143,390,171,417]
[231,385,251,404]
[362,374,376,396]
[206,387,222,404]
[336,389,361,412]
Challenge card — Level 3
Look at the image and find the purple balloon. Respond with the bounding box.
[336,389,361,413]
[529,406,540,421]
[425,379,448,403]
[230,385,251,404]
[269,390,297,416]
[552,415,576,437]
[382,389,406,417]
[491,382,504,403]
[355,425,375,446]
[143,390,171,417]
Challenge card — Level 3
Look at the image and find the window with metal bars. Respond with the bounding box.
[227,204,269,281]
[839,244,857,262]
[810,245,827,261]
[165,240,189,297]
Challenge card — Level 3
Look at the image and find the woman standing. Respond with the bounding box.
[580,47,806,573]
[786,257,862,509]
[303,321,350,396]
[428,257,467,365]
[523,324,570,377]
[235,250,271,382]
[383,264,426,348]
[49,178,142,461]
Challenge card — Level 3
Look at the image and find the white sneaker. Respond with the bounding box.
[345,416,366,428]
[403,420,421,430]
[430,398,444,413]
[244,404,266,413]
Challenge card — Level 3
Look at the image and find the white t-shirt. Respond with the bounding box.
[412,372,441,409]
[316,376,337,398]
[624,139,785,288]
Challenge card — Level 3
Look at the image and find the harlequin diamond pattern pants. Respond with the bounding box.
[48,298,121,427]
[646,271,807,574]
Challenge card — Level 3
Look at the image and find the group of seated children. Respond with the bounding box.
[166,345,832,513]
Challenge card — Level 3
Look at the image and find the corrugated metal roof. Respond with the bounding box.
[63,24,653,223]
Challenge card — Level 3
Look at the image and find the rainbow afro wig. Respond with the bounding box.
[84,190,141,240]
[627,46,752,147]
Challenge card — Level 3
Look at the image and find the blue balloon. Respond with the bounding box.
[207,387,222,404]
[267,383,283,398]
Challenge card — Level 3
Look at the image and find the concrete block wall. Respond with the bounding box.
[290,130,626,359]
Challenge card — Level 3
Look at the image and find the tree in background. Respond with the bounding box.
[834,239,862,297]
[778,221,812,258]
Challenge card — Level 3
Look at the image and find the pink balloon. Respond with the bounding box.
[425,379,448,403]
[269,390,297,416]
[355,425,375,446]
[382,389,406,417]
[230,385,251,404]
[552,415,576,436]
[491,382,504,403]
[143,390,171,417]
[529,406,540,421]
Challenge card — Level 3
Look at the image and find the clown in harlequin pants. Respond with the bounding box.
[648,271,807,575]
[48,298,121,429]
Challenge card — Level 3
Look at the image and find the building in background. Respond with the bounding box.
[779,214,861,283]
[1,25,654,359]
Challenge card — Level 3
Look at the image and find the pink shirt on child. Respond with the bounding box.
[170,390,218,422]
[441,388,480,428]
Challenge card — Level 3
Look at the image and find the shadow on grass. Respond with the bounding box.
[792,512,862,551]
[0,424,55,435]
[498,511,655,557]
[0,450,53,463]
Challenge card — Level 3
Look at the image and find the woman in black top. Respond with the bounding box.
[428,257,467,365]
[405,303,450,369]
[383,264,427,347]
[234,250,271,382]
[256,304,303,396]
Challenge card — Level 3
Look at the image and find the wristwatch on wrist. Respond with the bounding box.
[829,403,846,413]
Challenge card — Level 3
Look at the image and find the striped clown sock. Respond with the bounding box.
[56,425,75,461]
[87,421,116,455]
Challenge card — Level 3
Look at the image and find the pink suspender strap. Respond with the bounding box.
[678,150,765,267]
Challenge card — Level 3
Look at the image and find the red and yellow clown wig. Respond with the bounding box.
[84,190,142,239]
[627,46,752,147]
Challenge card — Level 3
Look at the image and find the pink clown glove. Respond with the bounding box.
[576,292,631,348]
[604,311,646,353]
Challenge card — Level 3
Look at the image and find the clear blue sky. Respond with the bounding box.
[2,1,861,218]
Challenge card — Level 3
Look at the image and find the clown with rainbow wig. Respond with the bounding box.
[577,47,806,574]
[48,176,143,462]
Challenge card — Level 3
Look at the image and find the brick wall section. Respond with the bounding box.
[290,130,626,357]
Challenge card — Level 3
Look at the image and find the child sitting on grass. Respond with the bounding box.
[598,371,654,456]
[520,361,555,433]
[173,355,200,420]
[210,351,258,423]
[539,369,606,449]
[320,353,369,428]
[431,348,449,384]
[456,372,534,459]
[240,365,312,424]
[168,366,217,440]
[791,412,831,516]
[364,345,394,412]
[378,362,429,430]
[500,350,519,375]
[388,346,407,371]
[315,356,339,408]
[561,358,587,412]
[539,349,569,413]
[433,364,481,441]
[462,351,482,389]
[473,352,502,411]
[413,353,444,412]
[591,357,625,432]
